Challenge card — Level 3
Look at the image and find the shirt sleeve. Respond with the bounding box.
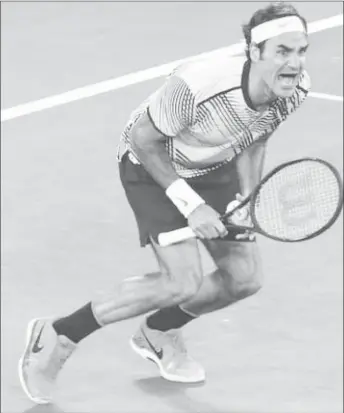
[147,75,196,137]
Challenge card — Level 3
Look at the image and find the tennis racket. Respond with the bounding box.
[158,158,343,246]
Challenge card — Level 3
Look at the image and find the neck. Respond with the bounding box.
[248,64,277,111]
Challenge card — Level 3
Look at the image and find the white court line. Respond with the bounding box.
[1,14,343,122]
[308,92,343,102]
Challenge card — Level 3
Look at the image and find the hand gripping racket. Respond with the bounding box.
[158,158,343,246]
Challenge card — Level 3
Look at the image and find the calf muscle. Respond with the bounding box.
[92,238,203,325]
[92,272,174,325]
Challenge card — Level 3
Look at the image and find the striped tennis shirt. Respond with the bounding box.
[118,55,311,178]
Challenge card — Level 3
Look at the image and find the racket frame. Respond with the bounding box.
[237,157,343,242]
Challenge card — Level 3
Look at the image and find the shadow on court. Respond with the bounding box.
[22,404,66,413]
[133,377,247,413]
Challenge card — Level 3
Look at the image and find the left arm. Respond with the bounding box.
[235,134,271,197]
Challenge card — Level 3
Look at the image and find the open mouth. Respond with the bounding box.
[278,73,298,86]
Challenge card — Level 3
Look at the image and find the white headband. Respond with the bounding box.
[251,16,306,44]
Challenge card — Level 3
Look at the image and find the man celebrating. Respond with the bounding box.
[19,2,310,404]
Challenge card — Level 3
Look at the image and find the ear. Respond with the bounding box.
[250,43,261,62]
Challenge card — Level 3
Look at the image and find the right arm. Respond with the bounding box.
[131,75,193,189]
[130,112,180,190]
[129,77,227,240]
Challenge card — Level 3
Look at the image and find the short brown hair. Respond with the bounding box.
[242,2,308,59]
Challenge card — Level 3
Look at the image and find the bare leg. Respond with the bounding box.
[180,240,263,316]
[92,237,203,325]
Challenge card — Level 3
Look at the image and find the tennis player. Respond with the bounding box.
[19,2,311,404]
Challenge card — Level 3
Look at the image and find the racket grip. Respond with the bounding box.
[158,227,196,247]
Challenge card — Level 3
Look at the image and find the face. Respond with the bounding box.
[252,31,309,98]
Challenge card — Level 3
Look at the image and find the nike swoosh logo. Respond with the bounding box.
[141,329,163,360]
[177,199,188,207]
[32,325,44,353]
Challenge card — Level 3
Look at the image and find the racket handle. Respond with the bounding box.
[158,227,196,247]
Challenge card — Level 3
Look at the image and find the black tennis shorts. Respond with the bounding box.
[119,152,249,247]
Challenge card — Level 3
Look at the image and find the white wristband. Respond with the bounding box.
[165,179,205,218]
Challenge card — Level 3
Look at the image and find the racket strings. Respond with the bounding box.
[254,161,341,240]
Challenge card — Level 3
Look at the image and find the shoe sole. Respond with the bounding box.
[18,318,52,405]
[129,337,205,383]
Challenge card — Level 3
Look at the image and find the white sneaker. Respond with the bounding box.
[18,318,77,404]
[130,321,205,383]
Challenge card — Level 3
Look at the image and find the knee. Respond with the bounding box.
[218,247,263,301]
[226,277,262,300]
[164,267,203,305]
